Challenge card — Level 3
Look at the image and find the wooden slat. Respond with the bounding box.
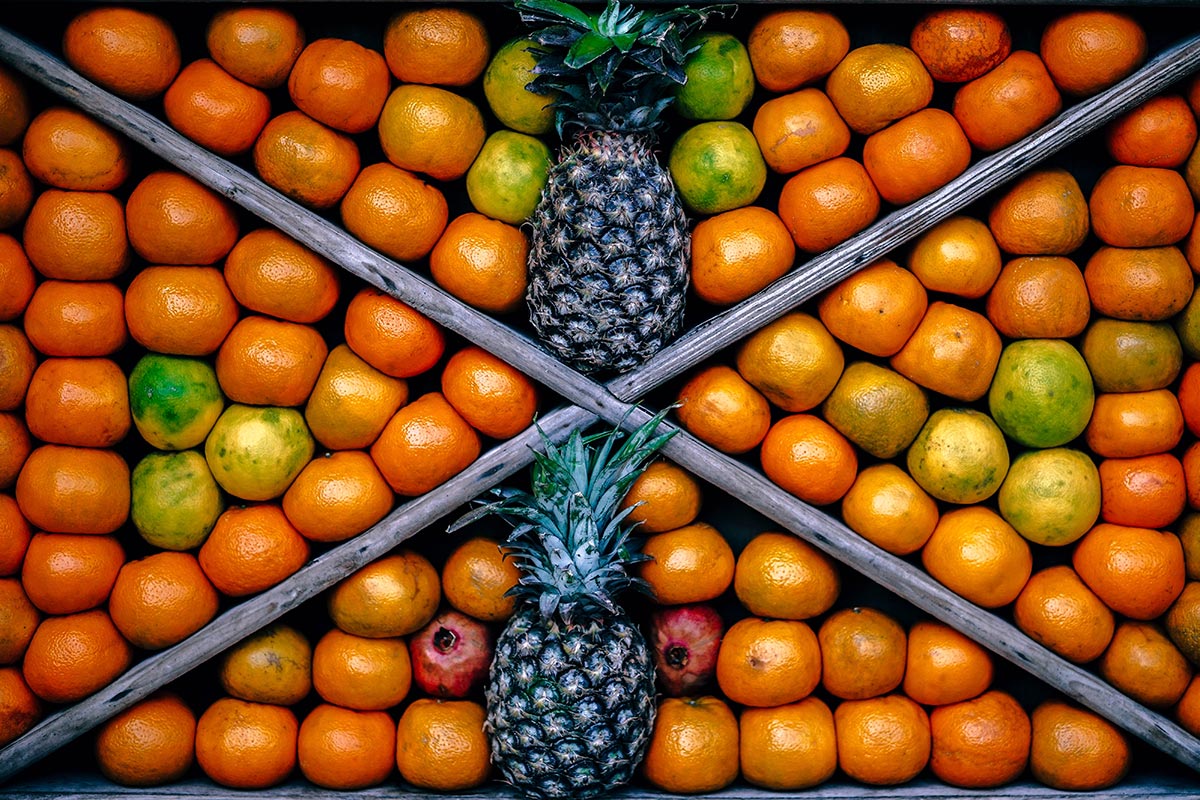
[3,21,1200,786]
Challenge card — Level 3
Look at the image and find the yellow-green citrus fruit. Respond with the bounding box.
[1176,289,1200,360]
[998,447,1101,546]
[128,354,224,450]
[483,38,557,136]
[668,121,767,215]
[987,339,1094,448]
[907,407,1009,504]
[466,130,552,225]
[205,404,315,501]
[1081,319,1182,393]
[822,361,929,459]
[131,449,224,550]
[676,32,755,121]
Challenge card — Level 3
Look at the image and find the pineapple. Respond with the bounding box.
[518,0,729,375]
[450,410,674,798]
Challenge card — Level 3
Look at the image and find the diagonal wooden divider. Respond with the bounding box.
[3,24,1200,783]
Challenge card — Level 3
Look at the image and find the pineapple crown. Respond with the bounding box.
[515,0,733,137]
[450,409,675,624]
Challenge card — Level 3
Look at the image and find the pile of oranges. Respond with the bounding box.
[0,0,1197,795]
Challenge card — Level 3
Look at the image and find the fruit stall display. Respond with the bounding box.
[1,1,1200,796]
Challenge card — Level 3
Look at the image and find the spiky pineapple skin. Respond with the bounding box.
[527,131,690,376]
[487,607,657,799]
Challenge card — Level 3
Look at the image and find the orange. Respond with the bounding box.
[223,228,339,324]
[21,609,132,703]
[441,346,538,440]
[930,690,1030,788]
[312,628,412,710]
[215,316,328,407]
[344,288,444,379]
[986,256,1091,339]
[109,551,219,650]
[903,620,993,706]
[889,301,1002,401]
[0,326,32,412]
[746,10,848,93]
[62,7,180,100]
[641,522,735,605]
[1165,582,1200,666]
[822,361,929,460]
[1179,675,1200,736]
[195,698,298,789]
[23,280,127,357]
[395,699,490,791]
[1100,453,1185,530]
[124,266,239,356]
[288,39,390,134]
[253,111,361,210]
[0,149,32,231]
[953,51,1062,152]
[776,156,881,253]
[298,704,396,790]
[198,504,311,597]
[1105,95,1198,168]
[340,162,449,263]
[22,106,130,191]
[1181,513,1200,578]
[1014,565,1114,665]
[817,259,927,357]
[219,623,312,706]
[0,578,37,664]
[164,59,270,157]
[1083,318,1182,394]
[1084,246,1193,321]
[690,205,795,306]
[0,233,34,321]
[835,695,931,786]
[23,357,129,448]
[863,108,972,205]
[1040,10,1147,97]
[620,460,703,535]
[739,697,836,790]
[922,506,1032,608]
[125,170,239,265]
[819,606,906,700]
[429,212,528,314]
[206,7,305,89]
[384,7,490,87]
[1030,700,1130,790]
[841,463,939,556]
[21,532,124,615]
[716,617,821,707]
[825,44,933,135]
[987,168,1089,255]
[95,692,196,787]
[674,365,771,455]
[752,88,849,175]
[21,189,129,280]
[0,64,29,146]
[1187,443,1200,510]
[377,85,486,182]
[283,449,392,543]
[736,312,843,413]
[734,531,839,620]
[642,696,739,794]
[1099,621,1192,708]
[908,216,1002,298]
[910,9,1012,83]
[1085,389,1184,458]
[0,667,40,748]
[369,392,480,497]
[0,494,31,573]
[304,344,408,450]
[327,550,440,638]
[1073,522,1185,620]
[16,444,130,535]
[0,414,29,491]
[441,536,520,622]
[1090,166,1194,248]
[760,413,857,506]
